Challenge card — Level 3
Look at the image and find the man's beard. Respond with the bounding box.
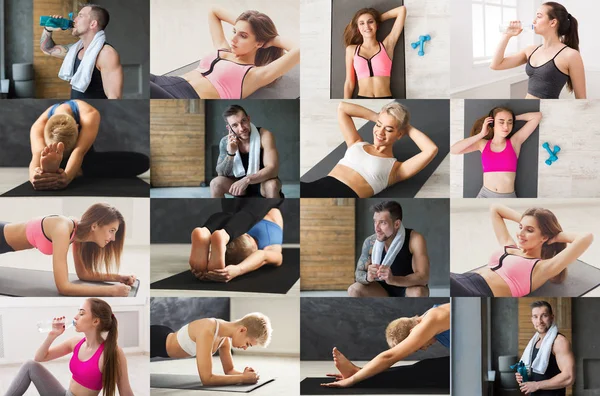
[377,229,397,243]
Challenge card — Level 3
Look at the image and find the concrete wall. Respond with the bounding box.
[4,0,33,97]
[452,297,484,395]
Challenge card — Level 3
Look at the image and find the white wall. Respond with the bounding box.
[230,297,299,356]
[0,298,149,365]
[150,0,300,75]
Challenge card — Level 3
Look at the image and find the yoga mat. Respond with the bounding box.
[0,266,140,297]
[151,373,275,392]
[300,100,449,198]
[330,0,406,99]
[2,177,149,197]
[470,259,600,297]
[151,248,299,294]
[165,62,300,99]
[462,100,540,198]
[300,378,448,395]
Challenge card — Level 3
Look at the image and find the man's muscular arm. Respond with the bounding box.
[97,46,123,99]
[40,29,73,59]
[216,137,235,176]
[356,235,375,284]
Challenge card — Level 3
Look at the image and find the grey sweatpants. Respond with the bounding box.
[4,360,73,396]
[476,185,517,198]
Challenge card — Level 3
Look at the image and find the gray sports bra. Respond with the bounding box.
[525,45,569,99]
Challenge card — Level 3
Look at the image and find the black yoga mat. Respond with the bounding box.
[300,100,449,198]
[151,373,275,392]
[2,177,149,197]
[151,248,299,294]
[470,259,600,297]
[462,100,540,198]
[300,378,448,395]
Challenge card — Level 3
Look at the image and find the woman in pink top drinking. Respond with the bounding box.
[450,106,542,198]
[0,203,135,296]
[343,5,406,99]
[5,298,134,396]
[450,204,593,297]
[150,8,299,99]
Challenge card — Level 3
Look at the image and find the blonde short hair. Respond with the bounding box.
[385,316,419,347]
[44,114,79,154]
[381,102,410,133]
[235,312,272,347]
[225,234,258,264]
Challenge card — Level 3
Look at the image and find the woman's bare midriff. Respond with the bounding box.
[182,70,222,99]
[69,379,101,396]
[3,222,33,250]
[328,165,375,198]
[357,76,392,98]
[483,172,516,193]
[473,267,513,296]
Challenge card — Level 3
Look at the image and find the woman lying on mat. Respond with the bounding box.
[0,203,135,296]
[150,8,299,99]
[150,313,272,386]
[189,208,283,283]
[322,303,450,389]
[450,204,594,297]
[5,298,134,396]
[343,5,406,99]
[301,102,438,198]
[29,99,149,191]
[450,107,541,198]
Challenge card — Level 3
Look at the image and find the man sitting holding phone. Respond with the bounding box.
[210,105,283,198]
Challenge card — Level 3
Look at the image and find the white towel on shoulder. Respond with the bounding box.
[58,30,106,93]
[233,123,260,178]
[521,323,559,374]
[371,223,406,267]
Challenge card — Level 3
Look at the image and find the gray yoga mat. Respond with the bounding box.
[165,62,300,99]
[150,373,275,392]
[463,100,540,198]
[470,259,600,297]
[330,0,405,99]
[0,266,140,297]
[300,99,449,198]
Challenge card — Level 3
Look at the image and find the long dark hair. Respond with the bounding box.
[469,107,515,139]
[236,10,283,67]
[88,298,119,396]
[521,208,567,260]
[543,2,578,91]
[343,8,382,46]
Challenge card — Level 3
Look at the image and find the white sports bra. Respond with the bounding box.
[176,318,226,357]
[337,141,397,195]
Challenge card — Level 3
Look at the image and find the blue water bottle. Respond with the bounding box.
[510,361,529,382]
[40,15,74,30]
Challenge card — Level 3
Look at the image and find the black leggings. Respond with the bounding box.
[150,74,201,99]
[357,356,450,389]
[150,324,174,358]
[204,199,284,241]
[450,272,494,297]
[0,222,14,254]
[301,176,359,198]
[60,147,149,178]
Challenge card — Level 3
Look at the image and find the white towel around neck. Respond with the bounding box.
[58,30,106,93]
[232,123,260,178]
[521,323,559,375]
[371,223,406,267]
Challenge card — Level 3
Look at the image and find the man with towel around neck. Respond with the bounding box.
[211,104,283,198]
[40,4,123,99]
[516,301,575,395]
[348,201,430,297]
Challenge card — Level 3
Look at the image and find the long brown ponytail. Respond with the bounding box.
[543,2,579,91]
[343,8,382,46]
[88,298,120,396]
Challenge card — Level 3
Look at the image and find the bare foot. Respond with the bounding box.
[332,347,360,378]
[189,227,211,273]
[40,142,64,173]
[207,230,228,271]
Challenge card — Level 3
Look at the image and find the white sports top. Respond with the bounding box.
[177,318,226,357]
[337,142,397,195]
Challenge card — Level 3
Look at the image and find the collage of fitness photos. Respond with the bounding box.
[0,0,599,395]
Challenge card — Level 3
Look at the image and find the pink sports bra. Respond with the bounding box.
[25,216,77,255]
[353,42,392,80]
[488,245,540,297]
[481,139,518,173]
[70,338,105,391]
[196,49,254,99]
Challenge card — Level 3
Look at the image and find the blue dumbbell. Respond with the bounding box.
[542,142,561,166]
[411,34,431,56]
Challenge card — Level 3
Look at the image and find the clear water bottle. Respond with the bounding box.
[499,22,534,33]
[37,318,75,333]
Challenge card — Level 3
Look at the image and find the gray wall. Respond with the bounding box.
[572,298,600,394]
[0,99,149,166]
[205,99,300,182]
[490,298,518,374]
[355,198,449,288]
[150,297,230,330]
[151,198,300,244]
[452,297,483,396]
[4,0,33,98]
[301,297,449,361]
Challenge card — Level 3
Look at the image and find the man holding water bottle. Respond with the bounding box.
[39,4,123,99]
